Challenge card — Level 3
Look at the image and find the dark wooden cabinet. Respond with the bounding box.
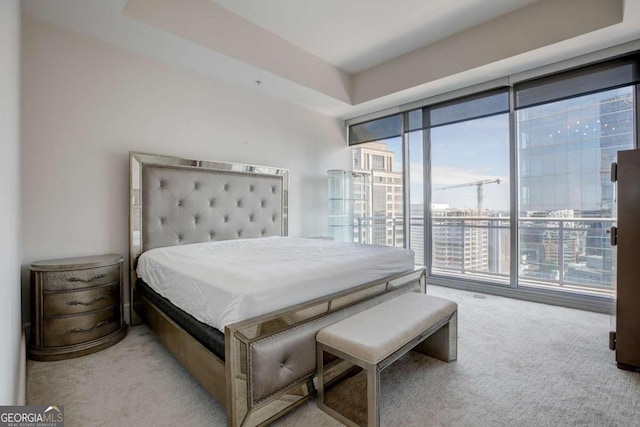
[29,254,127,361]
[613,149,640,371]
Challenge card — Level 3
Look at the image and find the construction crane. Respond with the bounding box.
[436,178,501,213]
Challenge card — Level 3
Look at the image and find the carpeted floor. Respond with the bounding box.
[27,286,640,426]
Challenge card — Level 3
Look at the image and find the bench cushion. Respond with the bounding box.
[317,293,457,364]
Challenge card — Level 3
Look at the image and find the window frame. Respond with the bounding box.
[347,52,640,313]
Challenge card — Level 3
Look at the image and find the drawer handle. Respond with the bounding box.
[66,295,109,306]
[69,320,109,334]
[67,273,107,284]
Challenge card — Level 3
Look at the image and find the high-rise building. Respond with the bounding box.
[488,217,510,275]
[432,205,489,274]
[410,203,425,265]
[517,91,633,288]
[598,94,634,213]
[352,142,404,247]
[571,93,634,286]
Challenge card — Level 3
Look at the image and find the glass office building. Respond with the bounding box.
[517,88,634,291]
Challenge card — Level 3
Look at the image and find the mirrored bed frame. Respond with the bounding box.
[129,152,426,427]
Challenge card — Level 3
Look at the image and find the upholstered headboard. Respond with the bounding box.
[141,164,285,251]
[129,152,289,323]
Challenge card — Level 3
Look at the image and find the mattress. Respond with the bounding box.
[137,279,226,360]
[136,236,415,330]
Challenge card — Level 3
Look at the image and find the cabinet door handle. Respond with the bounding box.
[67,273,107,283]
[609,226,618,246]
[66,295,109,306]
[69,320,109,334]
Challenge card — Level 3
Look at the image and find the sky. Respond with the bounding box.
[430,114,510,211]
[382,114,511,211]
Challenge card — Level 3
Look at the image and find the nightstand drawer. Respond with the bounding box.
[43,306,121,347]
[42,264,120,291]
[44,283,120,317]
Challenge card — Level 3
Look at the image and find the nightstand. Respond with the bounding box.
[29,254,127,361]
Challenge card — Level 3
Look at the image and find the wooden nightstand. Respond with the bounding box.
[29,254,127,361]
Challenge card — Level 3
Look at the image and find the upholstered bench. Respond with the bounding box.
[316,293,457,427]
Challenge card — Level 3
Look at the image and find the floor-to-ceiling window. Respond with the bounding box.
[516,88,634,294]
[346,53,639,310]
[424,92,511,284]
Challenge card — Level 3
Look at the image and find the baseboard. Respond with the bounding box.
[17,328,26,405]
[428,277,613,314]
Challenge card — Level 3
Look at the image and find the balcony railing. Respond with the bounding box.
[353,215,615,295]
[517,217,614,293]
[429,216,614,294]
[355,216,404,247]
[431,216,511,282]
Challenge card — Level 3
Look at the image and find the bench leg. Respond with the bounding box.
[317,344,370,427]
[368,366,381,427]
[413,310,457,362]
[317,345,326,410]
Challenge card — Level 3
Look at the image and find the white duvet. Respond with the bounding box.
[136,236,415,330]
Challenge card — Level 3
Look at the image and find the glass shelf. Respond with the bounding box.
[328,170,369,242]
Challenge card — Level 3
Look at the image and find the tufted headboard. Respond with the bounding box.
[129,152,289,322]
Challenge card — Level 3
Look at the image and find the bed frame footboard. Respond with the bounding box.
[136,267,425,427]
[225,267,426,427]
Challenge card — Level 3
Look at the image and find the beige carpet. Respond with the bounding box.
[27,286,640,426]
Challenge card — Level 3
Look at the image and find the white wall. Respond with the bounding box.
[0,0,23,406]
[21,17,350,321]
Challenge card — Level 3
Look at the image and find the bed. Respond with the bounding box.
[129,152,426,427]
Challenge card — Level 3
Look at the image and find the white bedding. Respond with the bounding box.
[136,236,415,330]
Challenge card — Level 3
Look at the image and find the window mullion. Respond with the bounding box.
[424,125,432,273]
[402,114,409,249]
[509,86,519,289]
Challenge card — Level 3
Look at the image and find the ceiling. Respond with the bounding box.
[209,0,540,74]
[22,0,640,120]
